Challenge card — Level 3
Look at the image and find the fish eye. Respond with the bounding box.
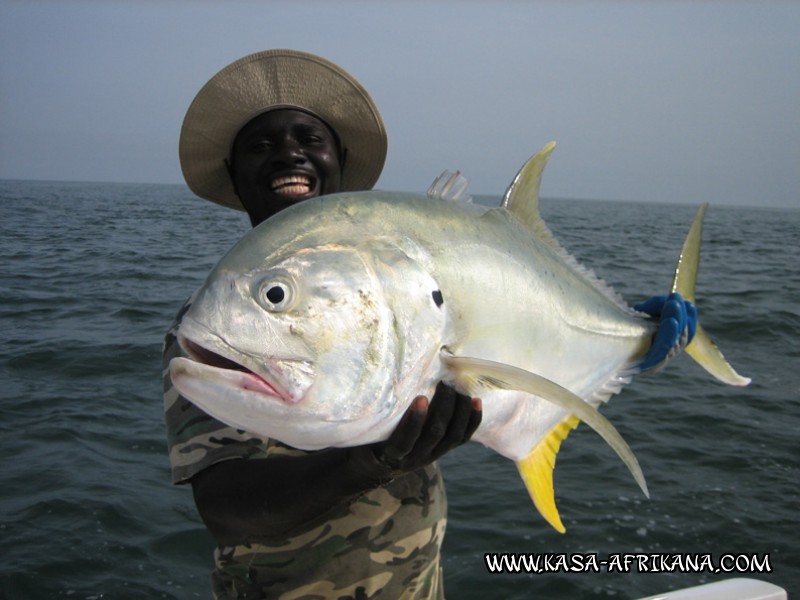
[266,285,285,304]
[256,276,295,312]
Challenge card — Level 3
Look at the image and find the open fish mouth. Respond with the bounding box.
[179,337,296,403]
[182,338,248,372]
[270,174,315,198]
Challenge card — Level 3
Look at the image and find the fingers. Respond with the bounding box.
[638,294,699,372]
[407,383,483,464]
[635,292,700,373]
[463,397,482,444]
[661,295,685,331]
[634,295,668,317]
[635,293,696,341]
[661,293,697,345]
[412,382,463,460]
[379,396,428,468]
[377,383,482,473]
[643,316,680,371]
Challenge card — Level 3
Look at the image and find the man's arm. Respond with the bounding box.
[190,383,481,546]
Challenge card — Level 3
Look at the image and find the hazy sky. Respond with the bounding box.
[1,0,798,207]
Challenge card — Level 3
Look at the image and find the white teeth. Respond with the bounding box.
[271,175,312,192]
[279,185,309,197]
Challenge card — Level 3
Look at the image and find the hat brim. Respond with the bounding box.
[179,49,387,210]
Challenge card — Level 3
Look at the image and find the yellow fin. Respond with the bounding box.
[443,354,649,501]
[671,203,706,303]
[671,204,751,386]
[501,142,558,243]
[686,325,751,386]
[516,415,580,534]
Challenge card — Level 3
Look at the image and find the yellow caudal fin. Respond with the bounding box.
[671,204,751,386]
[685,326,751,386]
[516,415,580,533]
[671,203,706,305]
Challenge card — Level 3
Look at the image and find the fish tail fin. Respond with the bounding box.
[515,415,580,534]
[684,325,751,386]
[671,204,751,386]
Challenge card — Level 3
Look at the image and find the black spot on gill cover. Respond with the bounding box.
[432,290,444,307]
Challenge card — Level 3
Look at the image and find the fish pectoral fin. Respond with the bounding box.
[442,354,649,500]
[516,415,580,533]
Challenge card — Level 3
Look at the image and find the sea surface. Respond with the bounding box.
[1,179,797,599]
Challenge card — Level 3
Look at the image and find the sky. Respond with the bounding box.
[1,0,798,208]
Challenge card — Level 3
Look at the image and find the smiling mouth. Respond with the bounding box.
[271,175,315,198]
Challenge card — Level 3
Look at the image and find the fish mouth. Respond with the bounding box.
[270,174,316,199]
[179,337,297,403]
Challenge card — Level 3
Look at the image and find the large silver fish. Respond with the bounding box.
[170,143,749,532]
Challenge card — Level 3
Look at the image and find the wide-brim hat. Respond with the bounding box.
[179,49,387,210]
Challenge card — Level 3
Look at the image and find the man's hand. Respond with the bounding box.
[634,292,698,373]
[349,382,482,483]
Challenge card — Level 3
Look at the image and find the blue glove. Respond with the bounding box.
[634,292,698,373]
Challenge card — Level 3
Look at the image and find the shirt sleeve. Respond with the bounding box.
[162,298,272,484]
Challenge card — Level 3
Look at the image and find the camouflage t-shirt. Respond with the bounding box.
[163,301,448,599]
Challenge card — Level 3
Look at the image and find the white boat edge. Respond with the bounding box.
[636,577,788,600]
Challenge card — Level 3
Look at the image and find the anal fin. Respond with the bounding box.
[516,415,580,534]
[443,353,648,503]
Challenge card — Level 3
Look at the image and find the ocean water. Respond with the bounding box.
[1,179,797,599]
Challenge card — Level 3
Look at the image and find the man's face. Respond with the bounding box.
[229,109,344,226]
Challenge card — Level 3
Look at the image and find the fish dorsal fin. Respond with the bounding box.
[516,415,580,533]
[441,354,649,528]
[502,141,558,243]
[427,170,472,203]
[501,142,632,312]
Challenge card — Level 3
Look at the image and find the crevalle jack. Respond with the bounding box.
[170,142,749,532]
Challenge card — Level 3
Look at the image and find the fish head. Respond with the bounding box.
[170,236,448,450]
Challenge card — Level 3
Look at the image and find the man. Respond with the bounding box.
[164,49,695,599]
[166,49,481,600]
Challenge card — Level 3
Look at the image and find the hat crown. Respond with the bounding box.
[179,49,387,210]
